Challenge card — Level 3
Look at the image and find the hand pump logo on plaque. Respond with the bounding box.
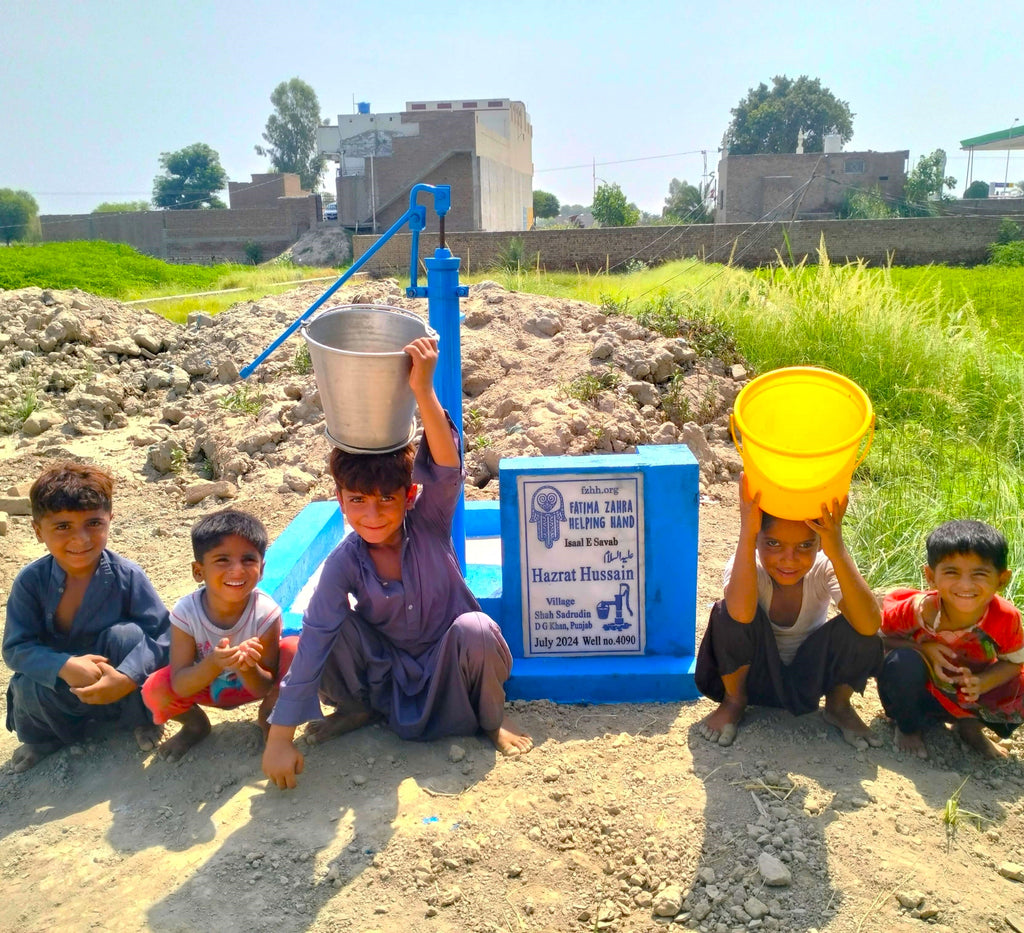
[519,474,645,656]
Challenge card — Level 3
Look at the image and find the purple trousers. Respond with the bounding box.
[320,611,512,741]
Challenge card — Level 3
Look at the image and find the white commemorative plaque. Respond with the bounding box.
[518,473,645,656]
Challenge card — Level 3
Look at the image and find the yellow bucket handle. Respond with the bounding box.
[729,412,743,453]
[852,413,876,471]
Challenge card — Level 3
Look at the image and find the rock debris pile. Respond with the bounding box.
[0,279,747,506]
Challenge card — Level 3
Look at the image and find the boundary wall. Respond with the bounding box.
[40,198,317,264]
[354,215,1011,273]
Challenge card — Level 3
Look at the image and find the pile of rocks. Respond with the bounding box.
[0,279,748,506]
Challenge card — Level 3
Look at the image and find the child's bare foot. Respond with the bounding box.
[955,718,1007,759]
[10,743,57,773]
[304,707,378,745]
[134,724,164,752]
[699,697,746,747]
[487,717,533,756]
[157,708,211,761]
[893,726,929,759]
[822,699,884,750]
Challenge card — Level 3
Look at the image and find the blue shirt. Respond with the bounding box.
[3,549,170,687]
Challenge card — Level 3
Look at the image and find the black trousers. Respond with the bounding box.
[695,600,883,716]
[6,622,155,748]
[877,647,1019,739]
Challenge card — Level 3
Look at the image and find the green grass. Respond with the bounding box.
[0,241,343,322]
[885,264,1024,349]
[501,249,1024,601]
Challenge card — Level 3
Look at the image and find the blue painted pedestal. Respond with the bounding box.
[262,445,700,705]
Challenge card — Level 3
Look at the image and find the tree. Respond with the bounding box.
[663,178,711,223]
[533,190,560,219]
[93,200,150,213]
[152,143,228,209]
[723,75,854,155]
[0,189,39,245]
[837,186,895,219]
[255,78,325,191]
[963,180,990,199]
[591,182,639,227]
[902,149,956,215]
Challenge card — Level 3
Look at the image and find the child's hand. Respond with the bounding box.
[737,473,762,537]
[210,637,241,671]
[919,640,961,684]
[233,637,263,671]
[405,336,439,398]
[59,654,108,688]
[70,662,136,705]
[806,496,848,560]
[954,668,982,704]
[262,735,305,790]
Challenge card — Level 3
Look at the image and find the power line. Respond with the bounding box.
[536,149,713,174]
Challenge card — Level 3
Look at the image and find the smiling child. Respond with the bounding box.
[879,519,1024,760]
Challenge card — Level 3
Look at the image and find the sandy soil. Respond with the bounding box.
[2,281,1024,933]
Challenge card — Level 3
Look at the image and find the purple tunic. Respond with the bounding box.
[270,425,512,739]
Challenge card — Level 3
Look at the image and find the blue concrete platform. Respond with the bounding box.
[263,474,699,706]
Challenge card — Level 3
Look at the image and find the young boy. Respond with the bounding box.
[879,519,1024,760]
[141,508,298,760]
[262,336,532,789]
[3,462,170,773]
[695,473,883,749]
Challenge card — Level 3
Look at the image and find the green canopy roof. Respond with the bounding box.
[960,124,1024,151]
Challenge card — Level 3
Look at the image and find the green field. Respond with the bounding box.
[481,253,1024,600]
[0,241,342,322]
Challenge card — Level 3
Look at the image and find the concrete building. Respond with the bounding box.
[317,99,533,232]
[716,149,909,223]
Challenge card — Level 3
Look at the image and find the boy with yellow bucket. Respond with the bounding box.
[696,368,882,749]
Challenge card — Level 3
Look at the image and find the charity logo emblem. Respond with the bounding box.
[529,485,565,549]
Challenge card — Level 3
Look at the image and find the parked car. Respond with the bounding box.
[324,202,337,220]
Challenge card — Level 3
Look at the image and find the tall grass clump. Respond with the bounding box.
[708,243,1024,463]
[847,425,1024,603]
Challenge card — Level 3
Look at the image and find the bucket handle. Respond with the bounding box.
[852,413,876,472]
[729,412,742,453]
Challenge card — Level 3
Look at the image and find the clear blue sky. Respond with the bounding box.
[4,0,1022,218]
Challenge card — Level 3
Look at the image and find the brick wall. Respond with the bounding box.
[353,216,1009,274]
[939,198,1024,216]
[40,197,317,264]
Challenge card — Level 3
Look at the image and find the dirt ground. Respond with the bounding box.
[2,280,1024,933]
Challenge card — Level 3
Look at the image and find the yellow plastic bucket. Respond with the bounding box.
[730,366,875,520]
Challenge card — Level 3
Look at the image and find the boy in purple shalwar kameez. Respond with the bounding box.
[263,336,532,788]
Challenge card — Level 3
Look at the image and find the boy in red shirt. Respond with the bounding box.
[879,519,1024,760]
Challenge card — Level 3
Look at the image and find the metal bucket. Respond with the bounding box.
[302,304,437,454]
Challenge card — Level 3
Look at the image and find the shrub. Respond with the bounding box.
[964,180,990,199]
[996,217,1022,244]
[989,241,1024,267]
[244,240,263,265]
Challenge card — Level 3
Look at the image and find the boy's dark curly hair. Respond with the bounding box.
[926,519,1009,573]
[191,508,269,561]
[30,461,114,520]
[329,442,416,496]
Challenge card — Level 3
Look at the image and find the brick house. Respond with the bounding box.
[317,99,533,233]
[716,150,909,223]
